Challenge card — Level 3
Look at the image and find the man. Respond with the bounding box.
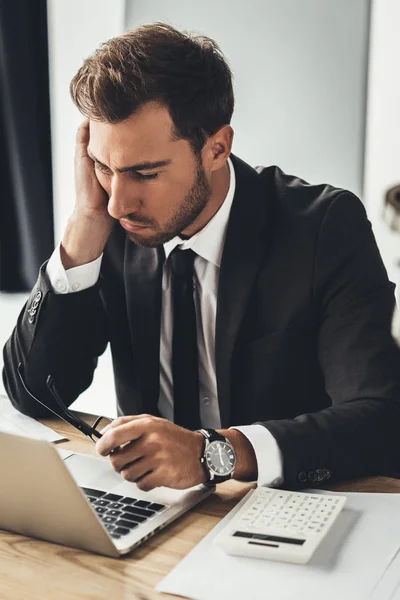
[3,23,400,492]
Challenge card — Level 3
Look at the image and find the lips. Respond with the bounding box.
[120,219,150,232]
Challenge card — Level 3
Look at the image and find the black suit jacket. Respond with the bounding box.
[3,154,400,489]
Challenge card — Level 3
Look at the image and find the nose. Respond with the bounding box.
[107,175,140,220]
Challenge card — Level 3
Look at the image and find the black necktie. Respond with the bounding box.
[169,248,201,430]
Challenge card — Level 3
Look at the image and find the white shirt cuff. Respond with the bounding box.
[230,424,284,487]
[46,244,103,294]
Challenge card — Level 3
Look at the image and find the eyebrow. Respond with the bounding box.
[87,149,171,173]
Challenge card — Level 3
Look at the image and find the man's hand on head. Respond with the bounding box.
[95,414,207,491]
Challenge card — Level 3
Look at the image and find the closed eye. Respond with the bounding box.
[94,163,160,181]
[94,163,112,176]
[134,172,160,180]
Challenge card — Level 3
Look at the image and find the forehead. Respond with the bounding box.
[89,102,181,162]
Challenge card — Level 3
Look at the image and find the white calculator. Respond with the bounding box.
[214,486,346,564]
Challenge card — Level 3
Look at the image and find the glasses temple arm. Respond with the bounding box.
[17,363,75,425]
[46,376,97,437]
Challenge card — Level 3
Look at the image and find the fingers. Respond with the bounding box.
[119,456,152,483]
[76,119,89,146]
[109,439,143,472]
[100,414,143,434]
[96,414,155,456]
[130,470,160,492]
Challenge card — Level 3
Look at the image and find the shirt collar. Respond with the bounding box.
[163,157,235,267]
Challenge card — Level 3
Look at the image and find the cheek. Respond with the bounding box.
[160,175,192,208]
[145,181,184,217]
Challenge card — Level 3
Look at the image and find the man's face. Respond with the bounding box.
[88,102,212,247]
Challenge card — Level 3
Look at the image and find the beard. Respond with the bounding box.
[125,157,212,248]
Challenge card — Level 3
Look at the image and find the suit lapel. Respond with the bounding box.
[124,240,164,415]
[216,155,271,427]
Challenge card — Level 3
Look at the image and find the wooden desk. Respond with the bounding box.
[2,413,400,600]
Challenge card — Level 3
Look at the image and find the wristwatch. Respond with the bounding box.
[196,428,237,486]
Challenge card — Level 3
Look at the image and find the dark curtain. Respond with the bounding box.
[0,0,54,292]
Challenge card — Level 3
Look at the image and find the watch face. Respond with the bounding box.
[206,441,236,476]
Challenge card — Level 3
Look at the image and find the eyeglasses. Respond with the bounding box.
[17,363,111,442]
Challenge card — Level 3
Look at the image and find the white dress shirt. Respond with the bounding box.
[46,157,283,487]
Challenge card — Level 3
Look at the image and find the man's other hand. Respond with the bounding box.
[60,120,114,270]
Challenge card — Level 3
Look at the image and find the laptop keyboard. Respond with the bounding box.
[81,487,168,540]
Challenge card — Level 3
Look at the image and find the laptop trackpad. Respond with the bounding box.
[64,453,124,489]
[63,452,210,506]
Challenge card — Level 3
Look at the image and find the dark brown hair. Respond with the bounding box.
[70,22,234,154]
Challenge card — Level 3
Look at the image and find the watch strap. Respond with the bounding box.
[197,428,226,444]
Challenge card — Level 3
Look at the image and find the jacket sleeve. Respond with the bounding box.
[260,192,400,489]
[2,261,109,418]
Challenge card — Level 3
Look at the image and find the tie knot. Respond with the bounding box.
[169,248,196,277]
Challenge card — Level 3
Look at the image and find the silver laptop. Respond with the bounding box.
[0,432,214,557]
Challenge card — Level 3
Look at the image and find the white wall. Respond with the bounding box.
[364,0,400,284]
[125,0,370,196]
[46,0,125,417]
[47,0,125,244]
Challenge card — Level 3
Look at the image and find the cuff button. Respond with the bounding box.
[298,471,307,483]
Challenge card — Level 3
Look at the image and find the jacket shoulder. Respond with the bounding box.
[255,164,355,219]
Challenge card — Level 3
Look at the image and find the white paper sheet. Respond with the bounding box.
[56,448,75,460]
[0,395,66,442]
[157,490,400,600]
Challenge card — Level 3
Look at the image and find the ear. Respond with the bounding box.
[202,125,234,173]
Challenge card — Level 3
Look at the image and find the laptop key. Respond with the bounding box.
[82,487,106,498]
[95,506,107,514]
[120,497,137,505]
[94,499,111,507]
[116,519,139,530]
[102,516,117,524]
[111,534,121,539]
[114,527,130,536]
[107,509,123,518]
[121,512,147,524]
[134,500,151,508]
[124,505,155,519]
[108,502,123,510]
[103,493,123,502]
[104,524,115,532]
[86,497,97,504]
[148,503,167,512]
